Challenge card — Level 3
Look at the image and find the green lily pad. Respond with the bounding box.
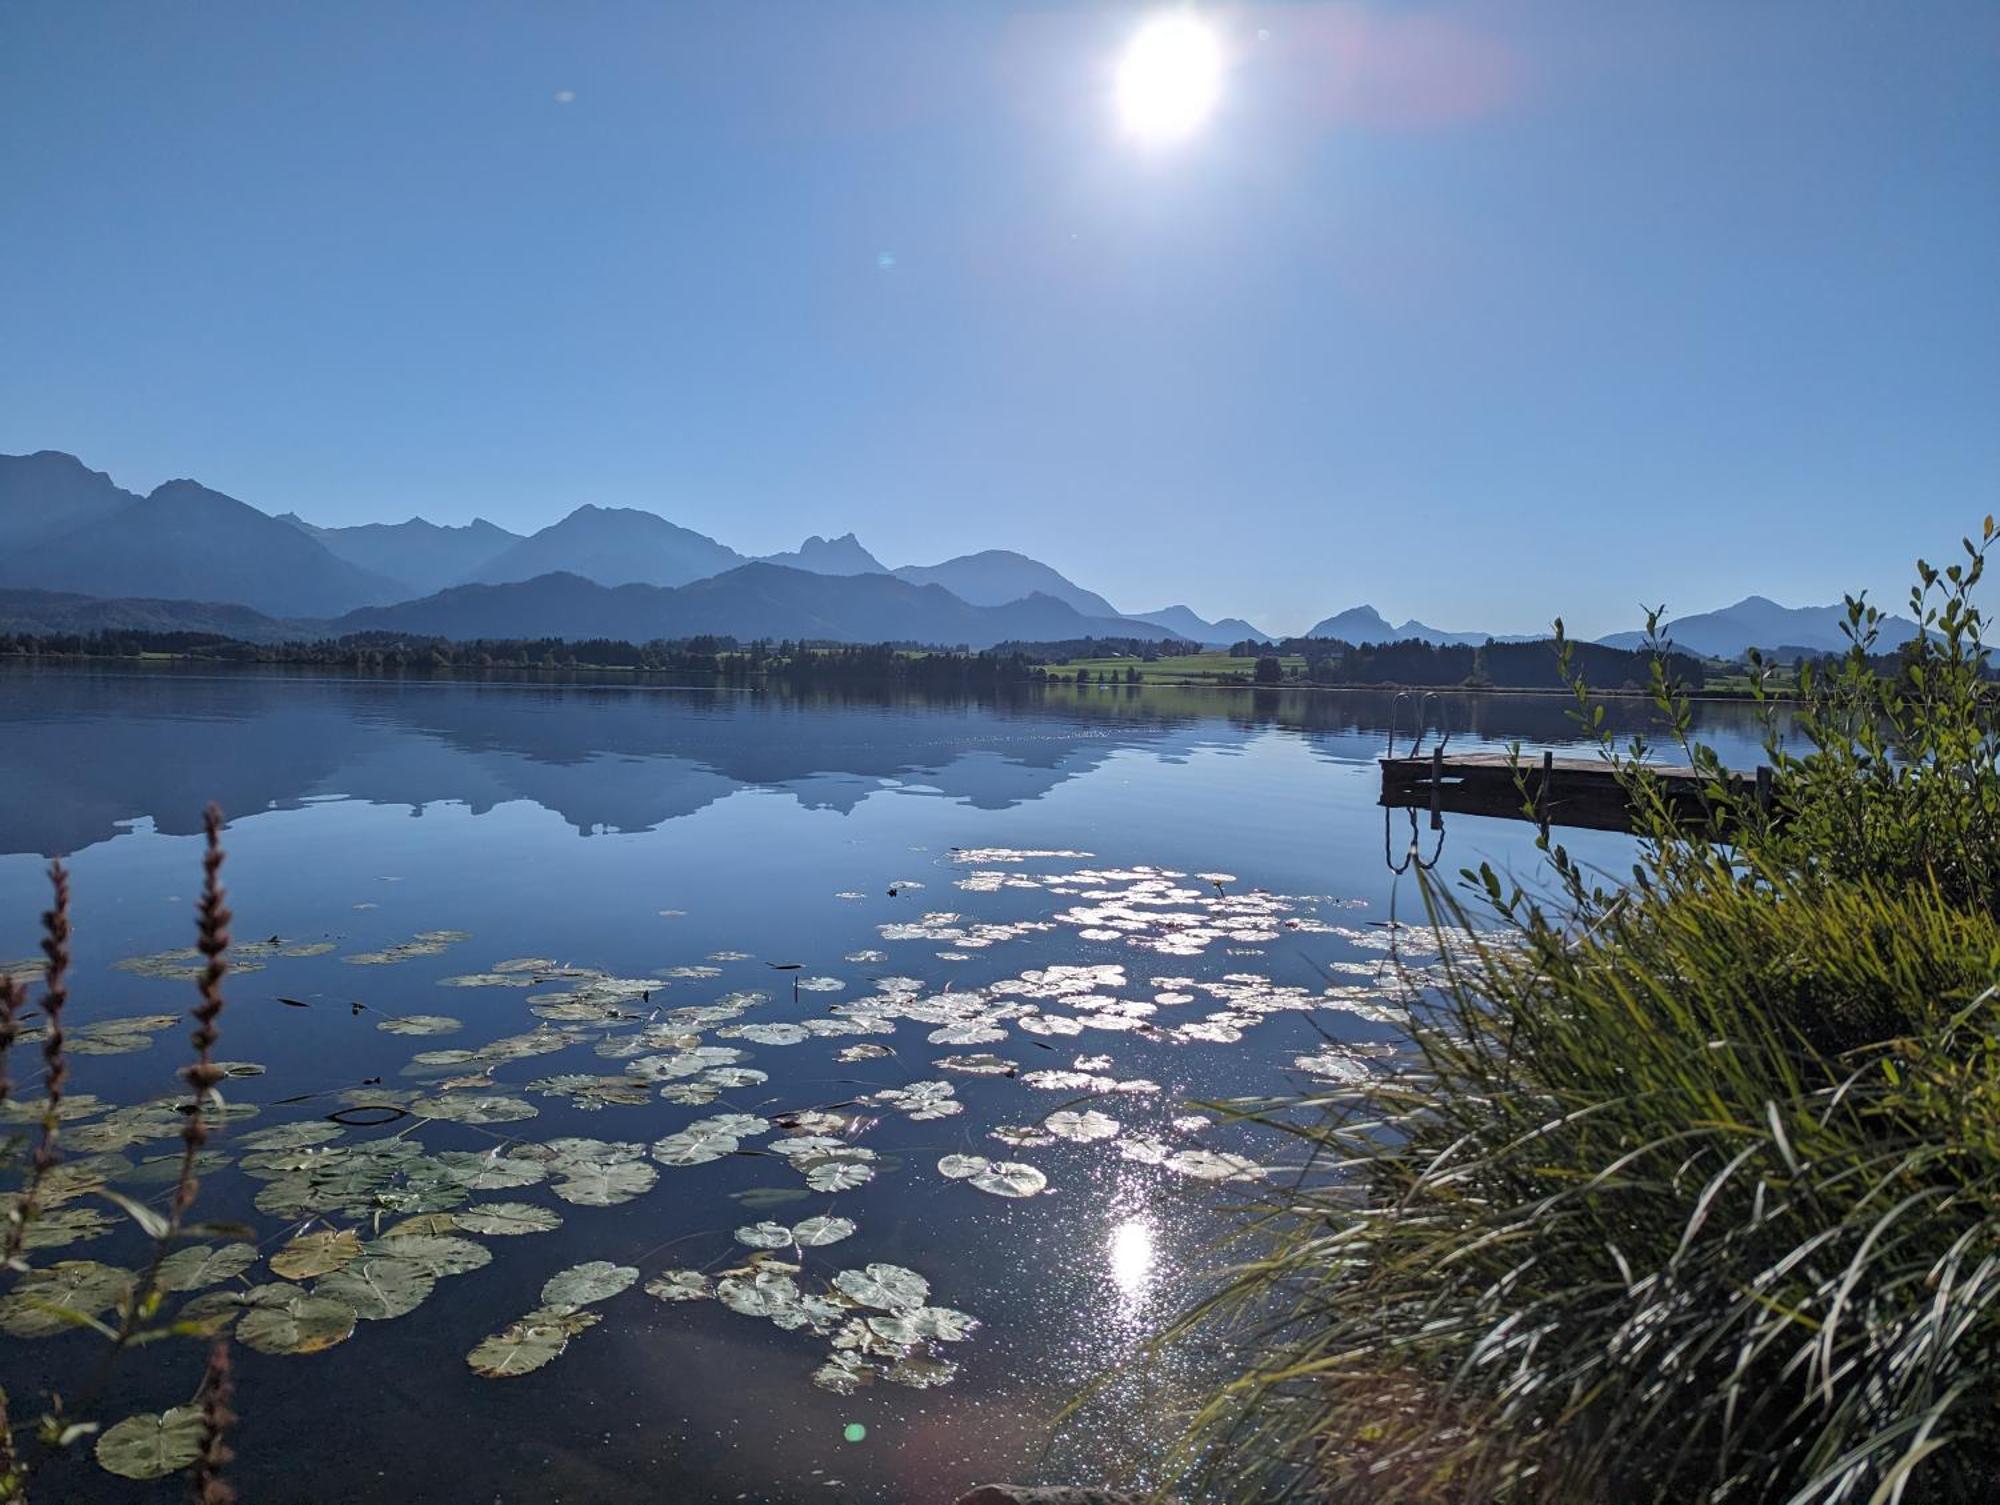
[316,1257,435,1320]
[934,1053,1017,1076]
[367,1233,492,1277]
[540,1261,638,1312]
[237,1122,346,1151]
[734,1221,793,1249]
[833,1263,929,1314]
[944,1159,1048,1198]
[436,1150,547,1191]
[551,1160,658,1207]
[452,1202,561,1236]
[342,931,470,966]
[644,1270,712,1303]
[791,1216,857,1247]
[1044,1109,1121,1142]
[1164,1148,1264,1182]
[17,1205,114,1250]
[236,1288,358,1354]
[410,1093,538,1125]
[270,1229,361,1280]
[800,1152,876,1193]
[0,1260,134,1337]
[910,1305,980,1342]
[378,1015,463,1036]
[95,1406,203,1480]
[466,1306,599,1378]
[157,1242,259,1292]
[718,1268,802,1320]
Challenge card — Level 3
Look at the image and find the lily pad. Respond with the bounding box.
[316,1257,435,1320]
[650,1126,739,1168]
[644,1270,713,1303]
[832,1263,929,1313]
[541,1261,639,1312]
[453,1202,561,1236]
[467,1306,600,1378]
[734,1221,793,1249]
[969,1160,1048,1199]
[801,1153,876,1193]
[410,1093,538,1126]
[1045,1109,1121,1142]
[437,1150,547,1191]
[718,1268,803,1320]
[237,1288,358,1354]
[17,1205,114,1250]
[0,1260,134,1337]
[95,1406,204,1480]
[241,1120,348,1152]
[378,1015,463,1036]
[157,1242,259,1292]
[910,1305,980,1342]
[792,1215,857,1247]
[1164,1149,1265,1182]
[935,1053,1017,1076]
[368,1233,492,1277]
[550,1158,657,1207]
[270,1229,362,1280]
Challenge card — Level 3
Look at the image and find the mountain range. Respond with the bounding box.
[1596,595,1923,658]
[1300,605,1537,649]
[0,450,1924,656]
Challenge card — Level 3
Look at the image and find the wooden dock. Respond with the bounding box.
[1380,749,1770,833]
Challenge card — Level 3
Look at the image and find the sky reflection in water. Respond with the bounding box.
[0,669,1782,1502]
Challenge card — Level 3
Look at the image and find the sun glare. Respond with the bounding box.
[1116,13,1223,144]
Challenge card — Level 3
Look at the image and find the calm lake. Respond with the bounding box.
[0,667,1779,1502]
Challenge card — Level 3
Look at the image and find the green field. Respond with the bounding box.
[1056,651,1306,684]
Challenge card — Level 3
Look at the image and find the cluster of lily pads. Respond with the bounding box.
[2,850,1426,1486]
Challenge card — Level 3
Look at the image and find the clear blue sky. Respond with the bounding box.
[3,2,1996,637]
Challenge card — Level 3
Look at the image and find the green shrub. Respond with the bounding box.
[1162,525,2000,1503]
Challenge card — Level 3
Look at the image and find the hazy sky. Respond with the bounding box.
[4,2,1996,637]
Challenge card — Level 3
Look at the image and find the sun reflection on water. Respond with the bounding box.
[1108,1217,1158,1300]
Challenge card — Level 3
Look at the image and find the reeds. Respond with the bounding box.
[190,1337,236,1505]
[0,813,237,1503]
[177,802,232,1215]
[0,974,22,1109]
[1157,528,2000,1502]
[1,863,71,1269]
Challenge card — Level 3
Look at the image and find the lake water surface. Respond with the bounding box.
[0,668,1779,1502]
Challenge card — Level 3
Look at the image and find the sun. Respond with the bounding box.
[1116,13,1224,144]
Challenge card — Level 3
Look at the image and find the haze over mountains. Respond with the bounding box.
[0,450,1924,656]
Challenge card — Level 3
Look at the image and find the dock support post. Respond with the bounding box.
[1429,745,1444,829]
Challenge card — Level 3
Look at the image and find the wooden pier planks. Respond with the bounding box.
[1379,749,1769,833]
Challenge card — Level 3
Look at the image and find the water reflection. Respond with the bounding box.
[1107,1217,1158,1301]
[0,664,1785,861]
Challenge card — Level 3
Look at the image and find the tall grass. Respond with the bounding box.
[0,806,237,1503]
[1160,525,2000,1503]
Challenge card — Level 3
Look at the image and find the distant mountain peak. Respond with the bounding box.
[1132,604,1272,645]
[759,532,886,577]
[1598,595,1922,659]
[891,550,1124,621]
[467,502,745,589]
[1302,603,1505,647]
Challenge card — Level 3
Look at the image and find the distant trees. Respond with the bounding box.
[1253,655,1283,684]
[1252,635,1709,690]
